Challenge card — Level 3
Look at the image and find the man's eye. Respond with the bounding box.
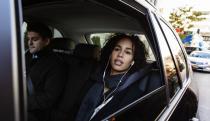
[32,38,39,41]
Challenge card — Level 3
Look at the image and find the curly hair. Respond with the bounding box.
[100,34,148,74]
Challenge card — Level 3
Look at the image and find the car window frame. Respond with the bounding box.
[0,0,27,121]
[153,14,183,92]
[150,11,193,121]
[158,17,190,84]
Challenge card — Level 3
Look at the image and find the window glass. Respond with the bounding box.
[22,22,28,50]
[53,28,63,38]
[90,33,113,48]
[151,14,180,98]
[137,34,156,61]
[159,20,187,82]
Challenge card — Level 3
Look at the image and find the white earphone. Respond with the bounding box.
[131,61,135,66]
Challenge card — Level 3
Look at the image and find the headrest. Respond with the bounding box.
[74,44,100,60]
[50,37,75,54]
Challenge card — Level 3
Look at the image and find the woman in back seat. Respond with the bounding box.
[75,34,148,121]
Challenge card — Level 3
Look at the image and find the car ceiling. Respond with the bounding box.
[22,0,147,44]
[23,0,144,34]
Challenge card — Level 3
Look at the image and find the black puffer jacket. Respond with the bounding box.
[26,48,67,121]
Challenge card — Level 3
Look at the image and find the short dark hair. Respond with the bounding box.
[100,33,148,73]
[27,22,52,38]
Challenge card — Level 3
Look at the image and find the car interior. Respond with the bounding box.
[22,0,165,120]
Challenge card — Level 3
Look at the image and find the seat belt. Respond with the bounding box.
[27,76,34,95]
[117,63,153,92]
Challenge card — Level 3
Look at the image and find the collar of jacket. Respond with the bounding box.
[32,46,51,59]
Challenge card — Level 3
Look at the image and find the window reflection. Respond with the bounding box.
[164,56,180,97]
[176,54,185,72]
[152,17,181,99]
[159,20,187,82]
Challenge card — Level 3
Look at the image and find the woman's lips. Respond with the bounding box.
[114,59,123,66]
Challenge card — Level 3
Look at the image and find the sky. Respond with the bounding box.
[156,0,210,11]
[156,0,210,18]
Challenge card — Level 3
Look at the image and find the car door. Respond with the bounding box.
[156,15,198,121]
[151,12,197,121]
[0,0,27,121]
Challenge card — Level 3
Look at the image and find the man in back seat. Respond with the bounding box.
[25,22,67,121]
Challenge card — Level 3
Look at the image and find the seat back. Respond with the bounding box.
[53,43,100,121]
[73,43,100,60]
[49,37,75,65]
[145,68,162,93]
[50,37,75,54]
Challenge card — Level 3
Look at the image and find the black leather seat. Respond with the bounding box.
[49,37,75,65]
[50,37,75,52]
[52,43,100,121]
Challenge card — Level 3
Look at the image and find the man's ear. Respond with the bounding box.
[45,38,50,46]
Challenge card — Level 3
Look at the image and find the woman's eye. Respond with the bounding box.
[114,47,120,51]
[125,51,132,55]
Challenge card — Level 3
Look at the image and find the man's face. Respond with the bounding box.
[27,31,50,54]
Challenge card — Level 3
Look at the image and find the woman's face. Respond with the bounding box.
[110,38,134,75]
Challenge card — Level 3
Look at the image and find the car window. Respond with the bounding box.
[137,34,156,62]
[159,19,188,83]
[53,28,63,38]
[151,14,181,99]
[90,33,113,48]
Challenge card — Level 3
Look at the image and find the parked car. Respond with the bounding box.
[188,50,210,72]
[1,0,198,121]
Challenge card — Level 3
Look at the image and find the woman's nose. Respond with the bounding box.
[118,51,123,57]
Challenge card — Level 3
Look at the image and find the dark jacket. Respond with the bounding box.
[75,73,130,121]
[76,64,152,121]
[26,48,67,121]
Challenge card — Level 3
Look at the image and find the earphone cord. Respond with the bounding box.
[102,64,133,104]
